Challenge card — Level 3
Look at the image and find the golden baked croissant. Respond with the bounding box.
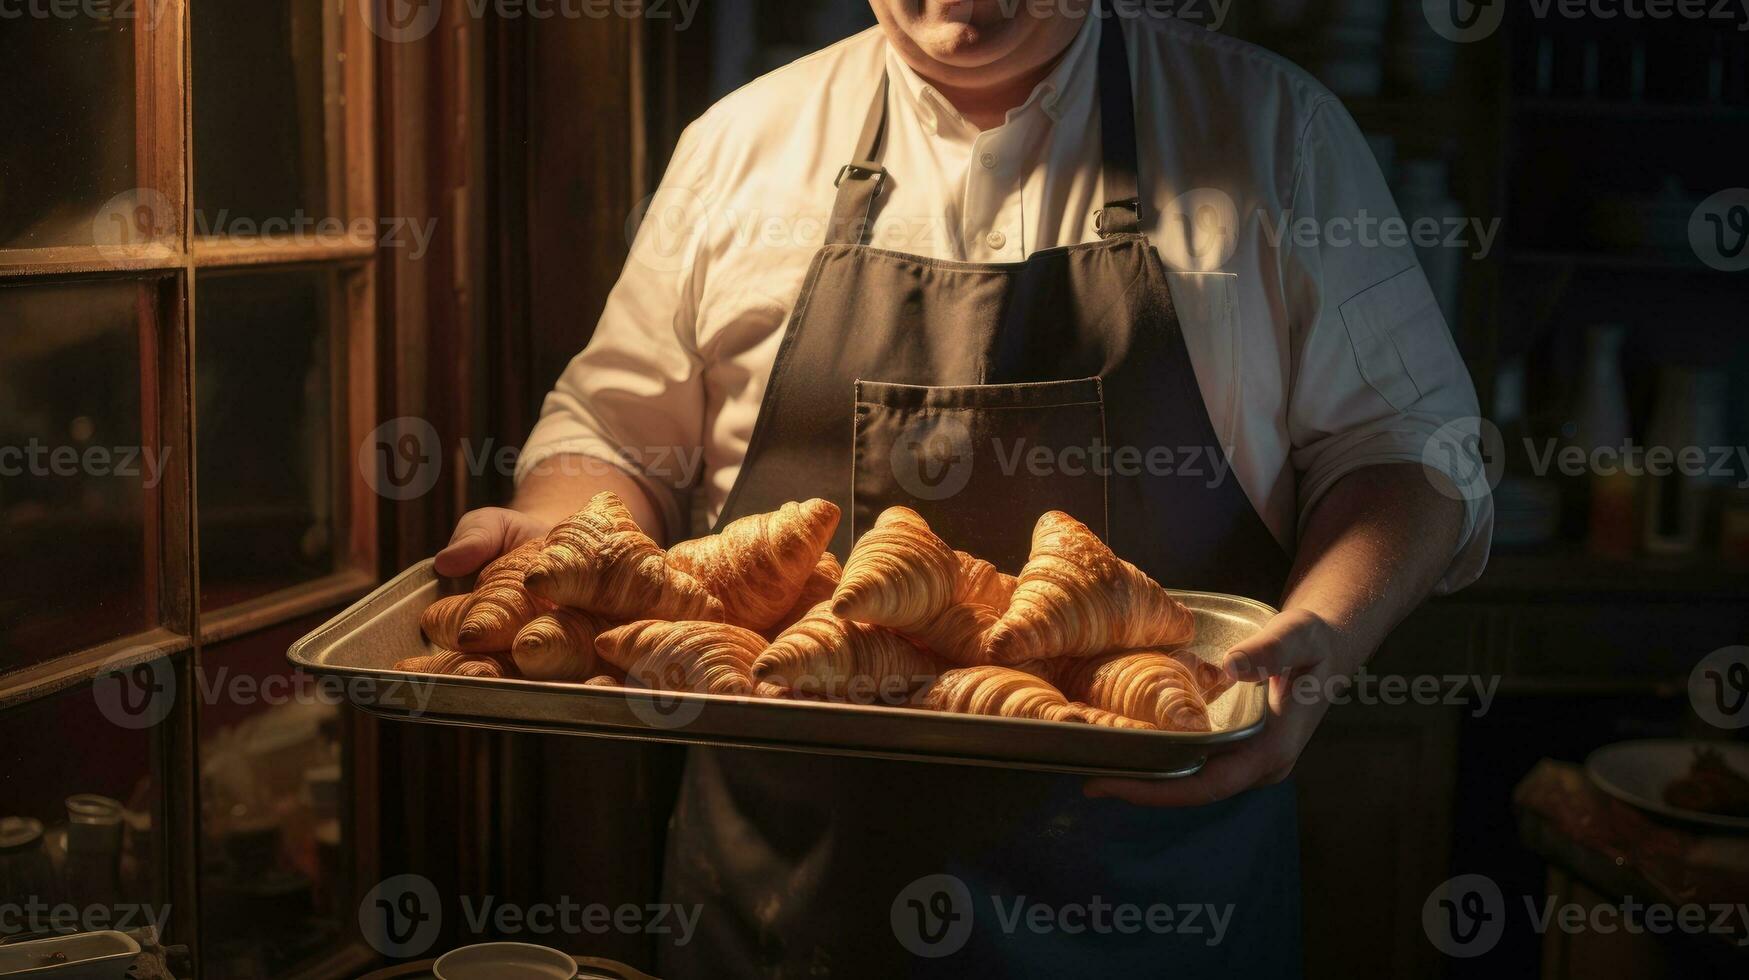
[666,499,841,630]
[511,608,606,682]
[1166,649,1233,701]
[526,491,725,622]
[457,539,553,650]
[831,507,960,631]
[393,650,508,678]
[906,600,1000,667]
[954,551,1017,608]
[420,594,471,650]
[920,666,1154,730]
[985,512,1194,663]
[763,552,843,641]
[582,674,620,687]
[594,619,764,695]
[1032,651,1212,733]
[754,602,938,703]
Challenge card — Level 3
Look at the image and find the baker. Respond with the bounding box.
[437,1,1493,974]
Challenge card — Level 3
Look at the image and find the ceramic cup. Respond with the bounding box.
[432,942,578,980]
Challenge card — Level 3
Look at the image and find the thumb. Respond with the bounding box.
[434,510,517,578]
[1221,609,1330,681]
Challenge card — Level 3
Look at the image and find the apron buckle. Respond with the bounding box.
[1095,197,1141,236]
[834,163,887,193]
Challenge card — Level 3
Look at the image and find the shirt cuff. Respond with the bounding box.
[1294,420,1494,595]
[513,435,687,544]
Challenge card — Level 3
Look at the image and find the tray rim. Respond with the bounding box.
[287,559,1273,769]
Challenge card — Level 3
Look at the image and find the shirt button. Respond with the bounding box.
[979,151,997,170]
[985,230,1007,250]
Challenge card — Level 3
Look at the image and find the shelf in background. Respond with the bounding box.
[1508,249,1717,275]
[1513,98,1749,124]
[1458,547,1749,600]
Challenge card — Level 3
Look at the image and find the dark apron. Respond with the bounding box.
[659,18,1300,978]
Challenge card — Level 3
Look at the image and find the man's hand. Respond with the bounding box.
[431,454,669,578]
[434,507,556,578]
[1084,609,1340,806]
[1081,463,1469,808]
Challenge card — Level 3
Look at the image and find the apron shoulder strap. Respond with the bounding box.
[1095,13,1142,238]
[826,72,890,247]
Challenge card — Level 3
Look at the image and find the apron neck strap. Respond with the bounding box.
[827,13,1142,247]
[1094,13,1142,237]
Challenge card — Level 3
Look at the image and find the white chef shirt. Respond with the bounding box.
[516,13,1493,593]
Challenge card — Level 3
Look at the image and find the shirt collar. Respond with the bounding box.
[883,11,1100,138]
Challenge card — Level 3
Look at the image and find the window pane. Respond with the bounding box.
[0,680,169,942]
[0,15,139,249]
[196,269,337,610]
[198,617,351,977]
[191,0,333,229]
[0,280,153,664]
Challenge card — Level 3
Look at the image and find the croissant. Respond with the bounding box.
[920,665,1081,722]
[954,551,1017,609]
[920,665,1154,730]
[525,491,725,622]
[1032,651,1211,733]
[753,602,938,703]
[393,650,508,678]
[594,620,765,695]
[511,608,606,682]
[1166,649,1233,701]
[831,507,960,631]
[420,594,471,650]
[667,500,841,630]
[582,674,620,687]
[763,552,843,641]
[906,600,1000,666]
[985,512,1195,663]
[457,540,553,650]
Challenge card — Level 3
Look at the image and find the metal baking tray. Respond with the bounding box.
[288,560,1271,778]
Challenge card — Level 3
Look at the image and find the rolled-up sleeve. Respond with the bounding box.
[1280,99,1493,593]
[514,123,713,537]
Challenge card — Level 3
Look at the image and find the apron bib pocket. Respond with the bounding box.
[852,377,1109,573]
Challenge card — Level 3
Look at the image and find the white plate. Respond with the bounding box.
[1585,740,1749,833]
[0,931,140,980]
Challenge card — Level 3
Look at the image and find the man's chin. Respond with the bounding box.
[909,21,1025,68]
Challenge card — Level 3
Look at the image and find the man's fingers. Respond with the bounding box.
[1083,747,1266,808]
[1223,611,1329,680]
[434,511,513,577]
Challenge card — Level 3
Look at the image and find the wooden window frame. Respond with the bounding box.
[0,2,385,976]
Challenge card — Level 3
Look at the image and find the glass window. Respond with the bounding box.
[0,15,138,249]
[197,618,350,978]
[196,268,338,611]
[0,280,153,665]
[191,0,334,230]
[0,680,168,941]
